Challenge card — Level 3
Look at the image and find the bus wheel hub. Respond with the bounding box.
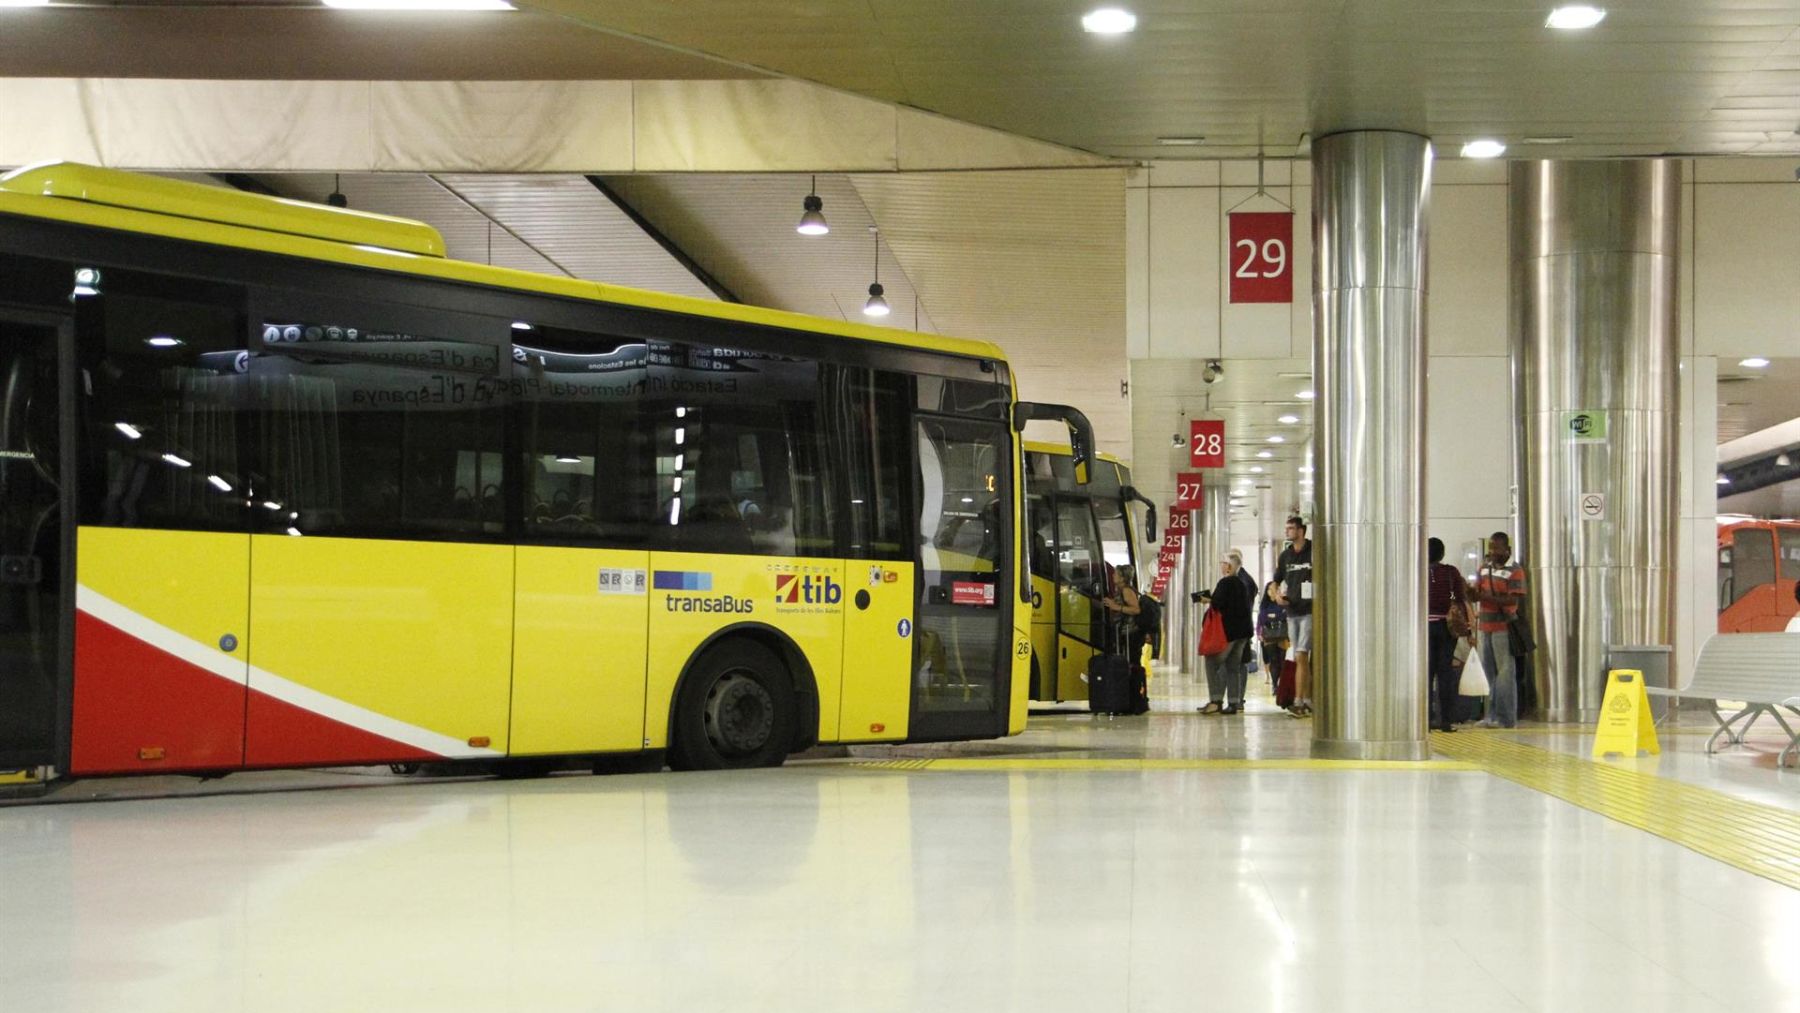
[704,672,774,755]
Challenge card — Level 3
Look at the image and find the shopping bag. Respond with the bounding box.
[1198,609,1228,656]
[1459,646,1490,697]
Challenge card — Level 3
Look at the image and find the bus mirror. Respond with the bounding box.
[1012,401,1096,485]
[1122,485,1156,540]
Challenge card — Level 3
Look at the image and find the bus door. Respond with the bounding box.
[1052,497,1108,701]
[67,275,252,775]
[911,415,1014,740]
[0,312,71,771]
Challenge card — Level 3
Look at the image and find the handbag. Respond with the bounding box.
[1459,646,1490,697]
[1446,599,1471,640]
[1198,609,1228,656]
[1506,614,1536,657]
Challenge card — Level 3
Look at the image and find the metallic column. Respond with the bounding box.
[1311,131,1432,761]
[1177,506,1204,675]
[1511,160,1679,722]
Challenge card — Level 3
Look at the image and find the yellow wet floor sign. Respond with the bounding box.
[1592,668,1660,758]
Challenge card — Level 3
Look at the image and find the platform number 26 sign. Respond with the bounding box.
[1228,212,1293,304]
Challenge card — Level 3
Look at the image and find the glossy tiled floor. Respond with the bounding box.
[2,670,1797,1013]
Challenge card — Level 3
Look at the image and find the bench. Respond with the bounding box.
[1645,633,1800,767]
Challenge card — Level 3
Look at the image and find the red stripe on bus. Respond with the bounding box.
[71,611,245,775]
[245,692,437,769]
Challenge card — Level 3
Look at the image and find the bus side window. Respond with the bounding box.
[248,301,508,541]
[1730,529,1776,606]
[1780,527,1800,581]
[653,343,831,558]
[76,272,250,533]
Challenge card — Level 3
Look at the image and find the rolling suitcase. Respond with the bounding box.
[1088,653,1133,714]
[1088,619,1135,715]
[1276,658,1297,710]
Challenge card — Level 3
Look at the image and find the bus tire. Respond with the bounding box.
[669,641,795,771]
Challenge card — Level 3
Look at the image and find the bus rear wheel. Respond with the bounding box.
[669,641,795,771]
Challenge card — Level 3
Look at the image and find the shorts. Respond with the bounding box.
[1288,614,1313,653]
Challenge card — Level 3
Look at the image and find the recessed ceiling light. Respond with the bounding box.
[1739,357,1770,368]
[1278,414,1300,424]
[1256,450,1273,459]
[145,336,184,348]
[1546,5,1606,30]
[1716,475,1730,485]
[1267,435,1285,444]
[1461,139,1507,159]
[1249,466,1264,474]
[1299,466,1314,474]
[1295,389,1316,400]
[1156,136,1205,146]
[1523,135,1573,145]
[1081,7,1136,33]
[321,0,514,8]
[0,0,53,7]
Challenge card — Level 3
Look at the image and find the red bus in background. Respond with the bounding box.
[1717,520,1800,632]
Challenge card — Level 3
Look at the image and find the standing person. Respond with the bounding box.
[1271,516,1314,717]
[1102,565,1150,714]
[1472,532,1526,728]
[1196,555,1254,714]
[1426,537,1470,732]
[1257,580,1288,693]
[1230,550,1258,602]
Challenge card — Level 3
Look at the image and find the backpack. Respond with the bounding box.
[1133,594,1162,636]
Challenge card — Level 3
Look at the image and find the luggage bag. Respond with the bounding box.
[1276,659,1297,710]
[1089,618,1137,715]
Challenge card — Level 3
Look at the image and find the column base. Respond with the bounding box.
[1310,737,1431,762]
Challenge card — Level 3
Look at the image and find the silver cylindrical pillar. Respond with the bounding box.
[1177,507,1202,675]
[1311,130,1432,761]
[1510,160,1679,722]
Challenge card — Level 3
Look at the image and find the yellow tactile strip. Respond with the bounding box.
[848,758,1477,772]
[1430,731,1800,891]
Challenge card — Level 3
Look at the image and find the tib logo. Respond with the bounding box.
[776,573,842,605]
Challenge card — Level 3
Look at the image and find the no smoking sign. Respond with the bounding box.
[1579,492,1606,522]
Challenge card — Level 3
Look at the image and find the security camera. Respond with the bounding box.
[1171,432,1186,448]
[1202,359,1224,384]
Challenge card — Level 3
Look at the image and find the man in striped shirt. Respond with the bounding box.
[1472,531,1526,728]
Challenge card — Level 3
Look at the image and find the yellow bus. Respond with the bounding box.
[0,163,1093,779]
[1023,443,1155,703]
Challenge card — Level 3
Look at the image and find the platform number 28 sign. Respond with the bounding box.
[1228,211,1293,304]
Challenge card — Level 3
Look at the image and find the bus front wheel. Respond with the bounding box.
[669,641,795,771]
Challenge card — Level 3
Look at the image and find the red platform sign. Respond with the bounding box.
[1174,472,1204,510]
[1228,211,1293,304]
[1189,420,1225,469]
[1166,508,1191,539]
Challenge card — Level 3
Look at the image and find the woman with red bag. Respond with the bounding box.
[1195,554,1255,714]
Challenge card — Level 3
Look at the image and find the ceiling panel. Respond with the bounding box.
[0,6,764,80]
[240,172,716,299]
[596,173,936,331]
[519,0,1800,158]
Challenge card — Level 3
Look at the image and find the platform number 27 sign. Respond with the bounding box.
[1228,212,1293,304]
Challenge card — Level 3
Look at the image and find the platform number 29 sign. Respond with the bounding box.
[1228,211,1293,304]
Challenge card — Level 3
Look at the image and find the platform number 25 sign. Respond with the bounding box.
[1228,211,1293,304]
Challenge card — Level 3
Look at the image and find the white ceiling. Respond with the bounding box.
[520,0,1800,159]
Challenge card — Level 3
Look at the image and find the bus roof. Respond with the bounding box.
[1023,440,1129,469]
[0,162,1008,365]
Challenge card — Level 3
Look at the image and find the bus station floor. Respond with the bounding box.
[2,670,1797,1013]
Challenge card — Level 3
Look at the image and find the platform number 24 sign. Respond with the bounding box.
[1228,212,1293,304]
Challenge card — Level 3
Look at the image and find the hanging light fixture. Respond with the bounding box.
[863,226,890,317]
[327,173,348,208]
[796,175,829,235]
